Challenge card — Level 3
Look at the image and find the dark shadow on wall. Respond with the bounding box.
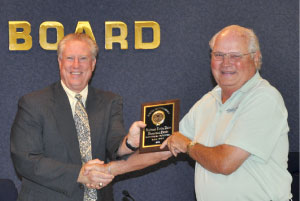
[288,152,299,201]
[114,153,195,182]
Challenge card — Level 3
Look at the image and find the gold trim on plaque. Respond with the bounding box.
[142,103,175,149]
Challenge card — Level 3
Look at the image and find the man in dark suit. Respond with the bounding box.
[11,33,170,201]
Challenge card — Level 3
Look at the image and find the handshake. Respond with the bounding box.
[77,150,173,190]
[77,148,173,189]
[77,159,115,189]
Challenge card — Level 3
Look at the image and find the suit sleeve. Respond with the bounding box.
[105,95,127,160]
[10,96,81,197]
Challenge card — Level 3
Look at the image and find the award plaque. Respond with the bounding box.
[140,99,180,153]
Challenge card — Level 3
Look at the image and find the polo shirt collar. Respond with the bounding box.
[239,71,261,93]
[210,71,261,103]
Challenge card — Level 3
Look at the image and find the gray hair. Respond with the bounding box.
[57,33,99,60]
[209,25,262,70]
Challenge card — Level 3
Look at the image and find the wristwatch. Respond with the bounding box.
[125,137,138,151]
[186,141,197,155]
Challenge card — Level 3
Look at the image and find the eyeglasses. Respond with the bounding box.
[211,52,255,63]
[64,56,90,63]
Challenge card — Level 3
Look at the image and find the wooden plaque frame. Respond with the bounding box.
[140,99,179,153]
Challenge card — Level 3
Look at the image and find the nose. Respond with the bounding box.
[72,57,80,68]
[222,54,231,66]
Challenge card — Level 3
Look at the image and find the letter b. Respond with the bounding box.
[9,21,32,51]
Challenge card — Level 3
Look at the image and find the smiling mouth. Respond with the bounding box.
[71,72,82,75]
[222,71,236,75]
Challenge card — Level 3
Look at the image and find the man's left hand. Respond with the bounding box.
[126,121,146,148]
[160,132,191,157]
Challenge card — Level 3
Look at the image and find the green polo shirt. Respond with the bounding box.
[180,71,292,201]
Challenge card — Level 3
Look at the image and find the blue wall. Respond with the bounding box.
[0,1,298,200]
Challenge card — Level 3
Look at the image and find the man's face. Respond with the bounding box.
[58,40,96,93]
[211,31,257,94]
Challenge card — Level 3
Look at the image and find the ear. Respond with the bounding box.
[91,59,96,72]
[253,51,261,68]
[58,58,62,70]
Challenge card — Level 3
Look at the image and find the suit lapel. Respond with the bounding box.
[86,86,104,158]
[53,82,82,164]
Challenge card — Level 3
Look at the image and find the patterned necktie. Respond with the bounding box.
[74,94,97,201]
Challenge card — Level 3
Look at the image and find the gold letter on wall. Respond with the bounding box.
[105,21,128,50]
[9,21,32,51]
[135,21,160,49]
[75,21,96,41]
[39,21,64,50]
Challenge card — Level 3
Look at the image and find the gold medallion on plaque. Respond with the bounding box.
[151,110,165,126]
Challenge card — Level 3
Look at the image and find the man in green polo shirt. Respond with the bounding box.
[161,25,292,201]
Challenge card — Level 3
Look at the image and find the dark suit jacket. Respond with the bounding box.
[11,82,126,201]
